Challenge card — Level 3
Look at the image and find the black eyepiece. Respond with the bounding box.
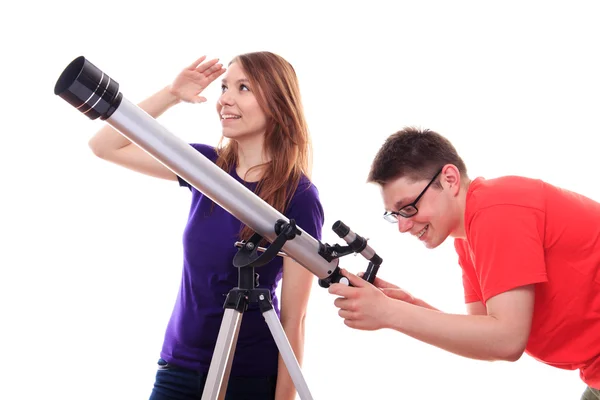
[54,56,122,120]
[332,220,350,238]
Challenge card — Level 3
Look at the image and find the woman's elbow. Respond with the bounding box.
[88,138,107,158]
[281,310,308,329]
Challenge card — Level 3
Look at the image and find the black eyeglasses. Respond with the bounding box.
[383,168,443,222]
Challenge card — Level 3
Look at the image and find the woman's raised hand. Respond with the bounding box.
[169,56,226,103]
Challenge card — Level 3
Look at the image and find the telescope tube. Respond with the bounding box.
[332,220,381,283]
[332,221,382,266]
[54,56,339,280]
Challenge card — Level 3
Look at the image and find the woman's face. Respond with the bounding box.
[216,62,268,141]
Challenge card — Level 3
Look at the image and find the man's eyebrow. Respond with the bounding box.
[393,198,410,211]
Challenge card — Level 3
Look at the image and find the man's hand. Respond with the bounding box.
[357,272,419,304]
[328,269,395,331]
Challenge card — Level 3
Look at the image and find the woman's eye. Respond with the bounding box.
[221,84,227,92]
[240,84,249,91]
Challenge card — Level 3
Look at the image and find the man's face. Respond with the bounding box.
[381,167,461,249]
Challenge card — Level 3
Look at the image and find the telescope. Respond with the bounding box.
[54,56,383,400]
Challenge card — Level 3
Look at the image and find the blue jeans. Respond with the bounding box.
[148,359,277,400]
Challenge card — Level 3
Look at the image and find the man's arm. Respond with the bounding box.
[388,284,535,361]
[330,271,535,362]
[367,272,483,314]
[466,301,487,315]
[366,274,441,311]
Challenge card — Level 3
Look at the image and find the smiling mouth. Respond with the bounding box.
[221,114,241,120]
[417,225,429,239]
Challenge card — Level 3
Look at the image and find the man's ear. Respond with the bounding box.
[441,164,461,192]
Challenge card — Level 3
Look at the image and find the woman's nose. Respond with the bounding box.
[218,90,234,106]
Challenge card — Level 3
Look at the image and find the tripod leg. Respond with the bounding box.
[201,308,243,400]
[260,296,314,400]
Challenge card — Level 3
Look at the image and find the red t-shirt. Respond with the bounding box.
[455,176,600,388]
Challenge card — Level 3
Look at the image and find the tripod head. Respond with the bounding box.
[232,219,382,288]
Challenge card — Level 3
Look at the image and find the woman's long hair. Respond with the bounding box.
[215,51,313,241]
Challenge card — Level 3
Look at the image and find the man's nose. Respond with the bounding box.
[397,217,413,233]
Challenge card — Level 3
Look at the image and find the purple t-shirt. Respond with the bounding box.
[160,143,325,377]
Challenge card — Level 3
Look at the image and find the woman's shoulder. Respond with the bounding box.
[293,174,320,197]
[189,143,218,162]
[286,174,325,233]
[287,175,323,212]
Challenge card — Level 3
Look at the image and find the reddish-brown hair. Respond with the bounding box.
[215,51,312,241]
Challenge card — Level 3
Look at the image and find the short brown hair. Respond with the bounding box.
[367,127,468,186]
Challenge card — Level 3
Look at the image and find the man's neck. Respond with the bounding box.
[452,179,472,239]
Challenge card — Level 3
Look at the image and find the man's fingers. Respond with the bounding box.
[328,282,356,297]
[372,276,400,289]
[381,288,411,301]
[334,297,360,312]
[340,269,367,287]
[344,319,361,330]
[338,309,354,320]
[333,297,349,309]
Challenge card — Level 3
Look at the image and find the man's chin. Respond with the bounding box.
[424,241,437,249]
[423,236,447,250]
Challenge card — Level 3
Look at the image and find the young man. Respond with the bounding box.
[328,127,600,400]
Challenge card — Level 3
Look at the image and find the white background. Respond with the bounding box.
[2,1,599,399]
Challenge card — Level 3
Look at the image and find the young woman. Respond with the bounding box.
[88,52,325,400]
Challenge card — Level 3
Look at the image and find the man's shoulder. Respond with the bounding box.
[453,237,469,254]
[470,175,544,193]
[467,175,545,211]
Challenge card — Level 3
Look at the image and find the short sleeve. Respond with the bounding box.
[177,143,219,190]
[468,205,548,303]
[454,238,481,303]
[284,181,325,241]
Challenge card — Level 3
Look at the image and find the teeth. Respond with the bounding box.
[221,114,240,119]
[417,225,428,238]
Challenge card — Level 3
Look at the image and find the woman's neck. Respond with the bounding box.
[235,136,270,182]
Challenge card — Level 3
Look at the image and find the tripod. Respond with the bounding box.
[201,219,313,400]
[54,55,384,400]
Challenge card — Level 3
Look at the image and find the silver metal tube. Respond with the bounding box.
[332,220,382,265]
[263,306,313,400]
[340,230,376,260]
[202,309,242,400]
[54,56,338,280]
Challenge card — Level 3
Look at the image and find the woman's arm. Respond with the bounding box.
[274,257,314,400]
[87,56,225,180]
